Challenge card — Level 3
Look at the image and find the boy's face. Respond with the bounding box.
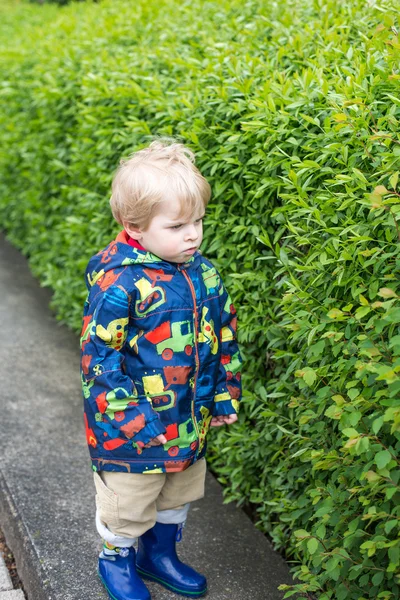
[125,197,204,263]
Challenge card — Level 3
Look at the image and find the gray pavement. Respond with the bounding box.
[0,233,293,600]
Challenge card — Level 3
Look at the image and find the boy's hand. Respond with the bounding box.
[210,414,238,427]
[143,434,167,448]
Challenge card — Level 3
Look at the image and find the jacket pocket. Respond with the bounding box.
[93,471,119,529]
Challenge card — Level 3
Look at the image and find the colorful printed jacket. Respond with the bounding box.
[80,231,242,474]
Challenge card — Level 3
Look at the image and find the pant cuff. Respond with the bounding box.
[96,510,136,547]
[156,503,190,524]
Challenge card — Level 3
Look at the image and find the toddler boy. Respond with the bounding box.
[80,140,242,600]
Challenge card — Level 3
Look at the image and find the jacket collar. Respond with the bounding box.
[114,231,201,272]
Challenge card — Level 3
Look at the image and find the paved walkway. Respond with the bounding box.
[0,234,293,600]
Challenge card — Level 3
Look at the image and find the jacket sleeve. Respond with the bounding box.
[81,284,166,447]
[212,276,242,417]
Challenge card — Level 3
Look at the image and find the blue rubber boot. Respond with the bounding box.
[136,522,207,597]
[98,547,151,600]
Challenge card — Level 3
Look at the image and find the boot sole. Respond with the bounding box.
[137,565,207,597]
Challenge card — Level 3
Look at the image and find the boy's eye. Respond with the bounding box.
[169,217,203,229]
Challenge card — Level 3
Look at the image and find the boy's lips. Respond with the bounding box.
[183,247,197,254]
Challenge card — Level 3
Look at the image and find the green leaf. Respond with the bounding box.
[372,572,384,587]
[389,335,400,348]
[332,394,345,405]
[386,487,397,500]
[372,417,384,434]
[355,306,371,320]
[325,405,343,420]
[232,182,243,200]
[307,537,319,555]
[355,437,370,454]
[303,369,317,386]
[279,247,289,265]
[389,172,399,190]
[348,388,360,401]
[346,411,362,426]
[315,524,326,539]
[327,308,345,320]
[384,520,398,534]
[375,450,392,469]
[294,529,309,539]
[388,546,399,566]
[342,428,359,438]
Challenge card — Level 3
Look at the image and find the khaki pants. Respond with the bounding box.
[94,458,206,542]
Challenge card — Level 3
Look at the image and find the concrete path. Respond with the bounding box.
[0,234,293,600]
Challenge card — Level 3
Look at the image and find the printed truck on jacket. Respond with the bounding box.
[80,230,242,474]
[144,320,194,360]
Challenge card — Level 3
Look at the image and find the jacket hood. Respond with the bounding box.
[85,230,200,290]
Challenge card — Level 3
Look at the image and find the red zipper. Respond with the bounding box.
[180,268,200,442]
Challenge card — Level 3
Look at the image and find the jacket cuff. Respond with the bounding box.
[132,417,167,446]
[212,398,240,417]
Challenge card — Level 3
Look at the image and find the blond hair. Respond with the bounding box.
[110,139,211,230]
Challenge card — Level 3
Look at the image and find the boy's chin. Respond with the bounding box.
[167,251,197,263]
[147,248,197,263]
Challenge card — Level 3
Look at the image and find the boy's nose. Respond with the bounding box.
[185,225,199,241]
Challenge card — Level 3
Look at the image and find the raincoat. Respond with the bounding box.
[80,231,242,474]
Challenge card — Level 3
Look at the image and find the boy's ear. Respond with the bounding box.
[123,221,143,240]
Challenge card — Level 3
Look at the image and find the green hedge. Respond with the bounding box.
[1,1,399,598]
[29,0,89,5]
